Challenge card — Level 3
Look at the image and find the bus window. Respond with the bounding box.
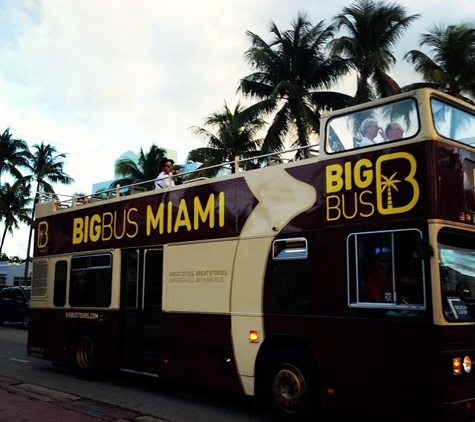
[326,97,419,152]
[431,98,475,145]
[438,228,475,321]
[272,238,310,313]
[347,229,426,309]
[53,260,67,307]
[69,254,112,307]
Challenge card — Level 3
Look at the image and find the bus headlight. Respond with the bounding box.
[463,356,472,374]
[453,356,473,375]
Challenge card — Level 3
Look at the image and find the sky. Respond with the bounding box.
[0,0,473,257]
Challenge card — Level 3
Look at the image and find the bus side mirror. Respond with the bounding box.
[414,238,434,260]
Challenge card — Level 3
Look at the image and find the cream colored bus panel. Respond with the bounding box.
[163,240,238,313]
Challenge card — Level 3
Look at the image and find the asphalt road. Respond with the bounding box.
[0,323,273,422]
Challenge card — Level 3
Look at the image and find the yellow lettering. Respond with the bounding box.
[354,159,373,188]
[219,192,225,227]
[84,216,89,242]
[89,214,101,242]
[174,199,192,232]
[126,208,139,238]
[326,195,341,221]
[167,201,173,233]
[72,218,84,244]
[194,194,215,229]
[146,203,165,235]
[113,210,126,240]
[341,192,358,219]
[344,161,352,190]
[102,212,113,241]
[359,190,375,217]
[326,164,343,193]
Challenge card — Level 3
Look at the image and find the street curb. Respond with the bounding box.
[0,376,169,422]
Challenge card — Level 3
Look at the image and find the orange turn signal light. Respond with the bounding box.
[249,330,259,343]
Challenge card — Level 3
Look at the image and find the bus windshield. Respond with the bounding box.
[326,97,419,152]
[431,98,475,146]
[439,229,475,322]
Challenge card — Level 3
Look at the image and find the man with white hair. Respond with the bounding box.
[359,118,386,146]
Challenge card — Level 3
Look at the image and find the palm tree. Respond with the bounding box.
[188,102,266,178]
[22,142,74,280]
[0,128,30,184]
[404,23,475,103]
[330,0,420,103]
[114,144,168,191]
[0,181,32,253]
[239,13,352,159]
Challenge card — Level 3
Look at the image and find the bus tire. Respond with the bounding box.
[70,326,100,380]
[264,346,320,422]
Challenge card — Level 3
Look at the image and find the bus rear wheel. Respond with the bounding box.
[71,327,100,380]
[264,346,320,422]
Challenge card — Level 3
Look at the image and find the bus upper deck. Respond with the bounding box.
[36,87,475,204]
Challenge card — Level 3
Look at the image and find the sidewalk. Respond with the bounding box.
[0,375,165,422]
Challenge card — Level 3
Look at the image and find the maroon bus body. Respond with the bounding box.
[28,134,475,422]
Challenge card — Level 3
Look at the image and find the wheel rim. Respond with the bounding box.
[272,363,306,412]
[76,336,94,369]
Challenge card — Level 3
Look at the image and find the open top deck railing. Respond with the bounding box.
[36,144,319,208]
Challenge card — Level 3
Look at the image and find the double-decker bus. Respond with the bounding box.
[28,88,475,421]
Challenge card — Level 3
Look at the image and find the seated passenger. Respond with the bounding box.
[359,118,387,146]
[366,252,419,303]
[385,122,405,141]
[366,252,394,302]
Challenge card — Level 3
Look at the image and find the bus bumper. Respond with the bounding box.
[443,398,475,422]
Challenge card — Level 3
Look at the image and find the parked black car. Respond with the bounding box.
[0,286,30,329]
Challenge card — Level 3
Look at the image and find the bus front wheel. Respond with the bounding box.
[264,346,320,422]
[71,327,100,380]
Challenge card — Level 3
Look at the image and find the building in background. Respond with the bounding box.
[0,261,31,286]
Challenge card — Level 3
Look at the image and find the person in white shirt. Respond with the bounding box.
[154,158,182,189]
[359,118,387,146]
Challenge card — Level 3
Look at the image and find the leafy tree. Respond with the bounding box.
[330,0,420,103]
[114,144,168,191]
[0,128,30,184]
[404,23,475,103]
[0,181,32,253]
[239,12,352,159]
[188,102,266,178]
[21,142,74,279]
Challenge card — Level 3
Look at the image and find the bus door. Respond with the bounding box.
[120,248,163,374]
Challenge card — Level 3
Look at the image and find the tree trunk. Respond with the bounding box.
[23,182,39,284]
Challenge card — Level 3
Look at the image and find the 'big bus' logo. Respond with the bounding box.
[325,152,419,221]
[37,221,49,249]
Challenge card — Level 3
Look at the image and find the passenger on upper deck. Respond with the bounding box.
[154,158,182,189]
[77,195,88,205]
[385,122,405,141]
[359,118,387,146]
